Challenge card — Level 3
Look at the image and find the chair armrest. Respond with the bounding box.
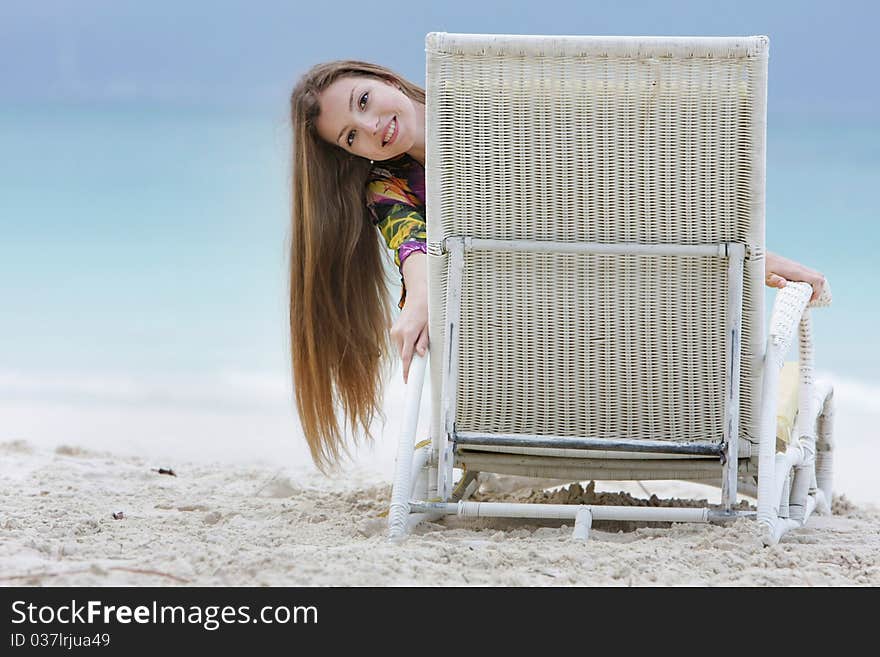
[758,278,831,536]
[768,282,813,356]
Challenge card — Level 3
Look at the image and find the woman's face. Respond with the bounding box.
[315,75,417,162]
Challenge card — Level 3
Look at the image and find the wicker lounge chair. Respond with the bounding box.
[388,33,834,546]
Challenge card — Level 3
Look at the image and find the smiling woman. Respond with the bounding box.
[289,61,429,470]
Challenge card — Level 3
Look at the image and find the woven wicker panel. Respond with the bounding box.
[425,34,768,447]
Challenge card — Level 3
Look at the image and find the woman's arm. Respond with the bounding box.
[391,251,429,384]
[765,251,826,302]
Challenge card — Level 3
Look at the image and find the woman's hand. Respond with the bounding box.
[390,297,429,384]
[393,251,429,384]
[765,251,826,302]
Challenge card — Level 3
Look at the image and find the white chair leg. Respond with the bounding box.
[388,352,429,541]
[815,384,835,515]
[573,507,593,541]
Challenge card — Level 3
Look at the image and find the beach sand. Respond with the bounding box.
[2,439,877,587]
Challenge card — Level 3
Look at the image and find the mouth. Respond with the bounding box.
[381,116,398,147]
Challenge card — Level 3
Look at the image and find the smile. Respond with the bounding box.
[382,117,398,147]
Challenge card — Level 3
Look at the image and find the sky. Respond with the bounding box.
[1,0,877,116]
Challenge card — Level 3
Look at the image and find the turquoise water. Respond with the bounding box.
[764,113,879,380]
[1,103,877,383]
[1,103,293,376]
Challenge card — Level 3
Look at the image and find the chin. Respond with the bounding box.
[379,148,404,161]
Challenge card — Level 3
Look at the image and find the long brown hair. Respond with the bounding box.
[289,61,426,471]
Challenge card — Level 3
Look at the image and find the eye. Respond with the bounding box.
[345,93,369,147]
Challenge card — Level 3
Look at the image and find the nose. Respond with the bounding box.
[356,112,381,135]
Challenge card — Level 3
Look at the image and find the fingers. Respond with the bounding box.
[767,270,825,302]
[415,326,429,357]
[401,338,414,384]
[766,273,787,289]
[390,311,429,384]
[400,329,431,384]
[389,327,404,365]
[810,274,826,302]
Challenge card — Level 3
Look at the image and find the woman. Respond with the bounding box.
[290,60,826,470]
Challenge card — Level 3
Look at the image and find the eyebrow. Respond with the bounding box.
[336,86,357,146]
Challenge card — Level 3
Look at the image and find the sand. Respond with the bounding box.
[1,439,878,587]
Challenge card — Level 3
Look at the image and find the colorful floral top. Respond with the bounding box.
[366,154,428,309]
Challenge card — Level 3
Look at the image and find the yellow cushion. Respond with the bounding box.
[775,362,799,452]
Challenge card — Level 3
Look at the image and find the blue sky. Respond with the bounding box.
[2,0,877,116]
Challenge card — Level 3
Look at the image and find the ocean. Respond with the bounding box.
[1,102,877,502]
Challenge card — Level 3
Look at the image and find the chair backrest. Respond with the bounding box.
[425,34,768,449]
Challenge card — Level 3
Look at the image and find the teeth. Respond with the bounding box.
[383,118,396,145]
